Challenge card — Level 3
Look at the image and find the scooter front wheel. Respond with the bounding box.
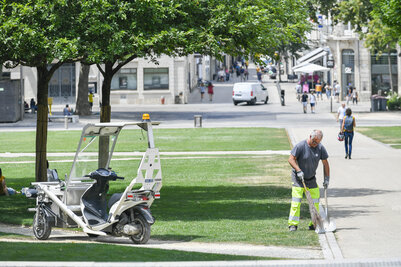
[130,214,151,244]
[33,208,51,240]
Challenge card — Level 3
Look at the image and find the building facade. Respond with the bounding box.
[293,16,401,101]
[7,54,208,107]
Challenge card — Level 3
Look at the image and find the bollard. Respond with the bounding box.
[194,115,202,128]
[64,116,68,129]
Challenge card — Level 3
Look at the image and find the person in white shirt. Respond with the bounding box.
[310,92,317,113]
[334,81,341,103]
[337,102,347,130]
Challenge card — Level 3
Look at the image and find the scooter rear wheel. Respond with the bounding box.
[33,208,51,240]
[130,214,151,244]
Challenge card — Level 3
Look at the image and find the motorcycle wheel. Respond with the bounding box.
[130,213,151,244]
[33,208,51,240]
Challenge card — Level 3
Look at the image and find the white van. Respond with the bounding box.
[232,82,269,105]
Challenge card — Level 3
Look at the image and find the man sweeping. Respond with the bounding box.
[288,129,330,231]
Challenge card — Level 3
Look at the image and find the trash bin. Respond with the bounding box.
[175,95,181,104]
[194,115,202,128]
[371,98,378,112]
[371,95,379,112]
[379,98,388,111]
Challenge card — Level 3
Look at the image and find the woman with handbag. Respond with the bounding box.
[341,108,356,159]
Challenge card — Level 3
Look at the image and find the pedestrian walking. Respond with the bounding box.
[288,130,330,231]
[310,92,316,113]
[199,82,206,101]
[301,91,308,113]
[240,67,245,81]
[88,90,94,112]
[337,102,347,130]
[342,108,356,159]
[325,83,332,99]
[315,80,323,100]
[257,71,262,82]
[30,98,37,113]
[352,90,358,105]
[295,82,302,102]
[346,86,352,106]
[334,81,340,103]
[207,82,214,102]
[303,82,309,93]
[244,68,249,80]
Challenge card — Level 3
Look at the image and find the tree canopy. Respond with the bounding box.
[0,0,81,181]
[0,0,312,179]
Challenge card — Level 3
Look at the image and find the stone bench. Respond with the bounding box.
[48,115,79,123]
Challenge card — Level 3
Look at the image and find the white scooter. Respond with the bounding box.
[25,114,162,244]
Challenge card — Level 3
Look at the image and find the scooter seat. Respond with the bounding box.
[108,193,123,209]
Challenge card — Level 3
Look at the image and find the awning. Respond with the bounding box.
[297,47,327,63]
[292,47,329,70]
[293,63,330,73]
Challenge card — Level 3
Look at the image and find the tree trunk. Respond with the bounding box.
[35,66,50,182]
[387,46,393,94]
[75,63,91,115]
[98,63,113,168]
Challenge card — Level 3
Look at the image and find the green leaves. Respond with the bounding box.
[0,0,81,65]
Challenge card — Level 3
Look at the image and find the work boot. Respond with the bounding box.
[345,154,348,159]
[348,155,352,159]
[309,225,315,230]
[289,225,297,232]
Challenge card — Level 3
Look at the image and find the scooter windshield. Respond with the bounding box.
[69,134,117,181]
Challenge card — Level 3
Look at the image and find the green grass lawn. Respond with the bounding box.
[0,127,319,262]
[0,240,276,261]
[0,155,319,248]
[357,126,401,148]
[0,127,290,153]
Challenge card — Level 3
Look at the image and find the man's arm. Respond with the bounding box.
[288,154,301,172]
[322,159,330,178]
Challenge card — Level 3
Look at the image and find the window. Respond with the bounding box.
[371,50,398,95]
[48,63,75,99]
[144,68,169,90]
[341,49,355,99]
[111,68,137,90]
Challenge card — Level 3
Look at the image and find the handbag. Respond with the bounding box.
[338,132,344,142]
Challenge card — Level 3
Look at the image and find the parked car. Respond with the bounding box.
[232,82,269,105]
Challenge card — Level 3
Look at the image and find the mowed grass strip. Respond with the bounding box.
[0,155,319,248]
[357,126,401,148]
[0,241,276,261]
[0,127,290,153]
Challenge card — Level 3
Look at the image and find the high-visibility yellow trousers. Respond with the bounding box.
[288,186,320,226]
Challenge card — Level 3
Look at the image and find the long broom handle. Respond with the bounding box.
[301,179,323,228]
[324,187,331,224]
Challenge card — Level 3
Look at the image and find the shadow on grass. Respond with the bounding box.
[0,182,307,226]
[149,185,292,222]
[151,234,206,242]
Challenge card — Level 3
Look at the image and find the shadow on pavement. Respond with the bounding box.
[326,188,395,198]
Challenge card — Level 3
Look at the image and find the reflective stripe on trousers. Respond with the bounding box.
[288,186,320,226]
